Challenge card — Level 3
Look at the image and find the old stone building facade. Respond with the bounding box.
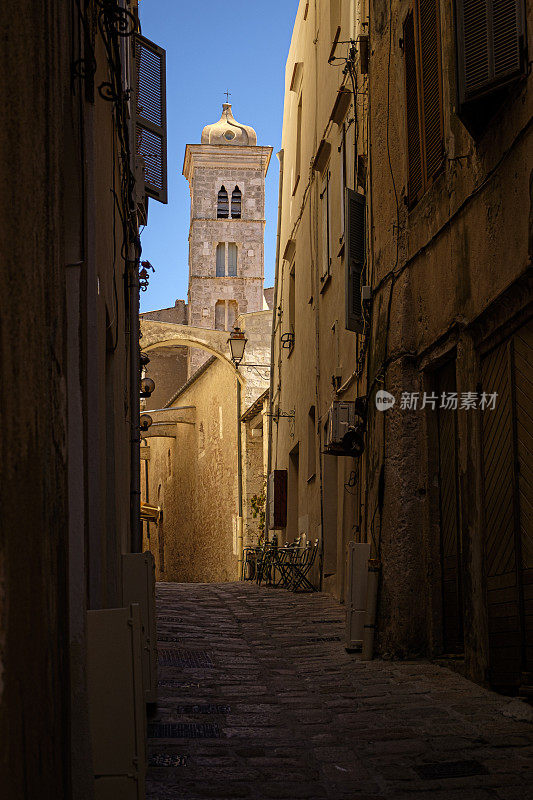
[184,104,273,375]
[1,0,164,796]
[139,106,274,583]
[270,0,532,695]
[141,310,271,583]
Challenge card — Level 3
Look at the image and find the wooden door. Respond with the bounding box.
[481,318,533,690]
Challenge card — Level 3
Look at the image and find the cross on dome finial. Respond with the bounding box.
[224,90,231,103]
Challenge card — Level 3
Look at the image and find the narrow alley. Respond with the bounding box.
[148,584,533,800]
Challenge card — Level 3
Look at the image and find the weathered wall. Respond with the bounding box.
[144,358,241,582]
[271,0,533,690]
[141,302,189,407]
[271,0,362,601]
[366,0,533,674]
[0,0,139,795]
[141,310,272,582]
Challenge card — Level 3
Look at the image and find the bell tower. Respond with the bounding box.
[183,103,273,375]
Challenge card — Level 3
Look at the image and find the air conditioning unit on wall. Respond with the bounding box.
[324,401,357,453]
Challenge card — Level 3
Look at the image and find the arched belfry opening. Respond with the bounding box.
[217,185,229,218]
[231,185,242,218]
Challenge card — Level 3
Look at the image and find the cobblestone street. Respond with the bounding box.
[148,583,533,800]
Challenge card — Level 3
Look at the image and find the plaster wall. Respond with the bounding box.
[144,359,240,582]
[271,0,362,602]
[0,1,139,794]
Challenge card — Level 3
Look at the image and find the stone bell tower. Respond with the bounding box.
[183,103,273,375]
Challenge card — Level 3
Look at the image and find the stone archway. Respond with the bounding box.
[140,319,245,385]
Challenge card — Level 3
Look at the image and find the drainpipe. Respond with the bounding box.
[129,242,142,553]
[236,372,244,576]
[266,149,284,540]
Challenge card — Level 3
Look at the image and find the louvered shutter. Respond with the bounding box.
[134,35,167,204]
[345,189,365,333]
[404,12,423,206]
[418,0,443,182]
[456,0,526,106]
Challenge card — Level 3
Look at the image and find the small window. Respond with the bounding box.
[217,185,229,218]
[288,263,296,340]
[340,123,347,236]
[307,406,316,480]
[227,243,237,276]
[403,0,444,208]
[215,300,225,330]
[215,299,238,331]
[231,186,242,218]
[321,170,331,279]
[227,300,238,331]
[216,243,225,276]
[294,94,303,194]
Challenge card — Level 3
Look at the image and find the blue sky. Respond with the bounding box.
[138,0,300,313]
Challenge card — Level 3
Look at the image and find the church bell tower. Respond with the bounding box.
[183,103,273,375]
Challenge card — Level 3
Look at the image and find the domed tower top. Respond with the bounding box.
[201,104,257,146]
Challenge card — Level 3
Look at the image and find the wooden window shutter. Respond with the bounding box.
[345,189,366,333]
[404,11,423,206]
[418,0,444,182]
[134,35,167,204]
[456,0,526,107]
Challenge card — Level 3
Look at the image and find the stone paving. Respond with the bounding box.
[147,582,533,799]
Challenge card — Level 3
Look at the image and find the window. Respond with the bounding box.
[227,300,238,330]
[340,123,347,236]
[215,300,225,330]
[345,189,366,333]
[134,34,168,204]
[288,263,295,340]
[228,243,237,276]
[217,185,229,218]
[215,242,238,276]
[294,94,302,194]
[231,186,242,218]
[216,242,225,276]
[321,169,331,280]
[307,406,316,480]
[455,0,526,110]
[215,299,238,331]
[403,0,444,208]
[330,0,341,45]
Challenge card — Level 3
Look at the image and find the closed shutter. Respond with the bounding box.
[216,243,225,276]
[435,360,464,654]
[456,0,526,107]
[481,317,533,690]
[227,243,237,277]
[321,170,331,278]
[418,0,444,182]
[404,11,423,206]
[345,189,365,333]
[134,35,167,204]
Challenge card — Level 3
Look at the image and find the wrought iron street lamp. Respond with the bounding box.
[228,325,247,365]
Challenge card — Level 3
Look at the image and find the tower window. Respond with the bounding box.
[215,299,239,330]
[231,186,242,218]
[217,185,229,218]
[216,243,225,276]
[228,243,237,276]
[215,242,238,276]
